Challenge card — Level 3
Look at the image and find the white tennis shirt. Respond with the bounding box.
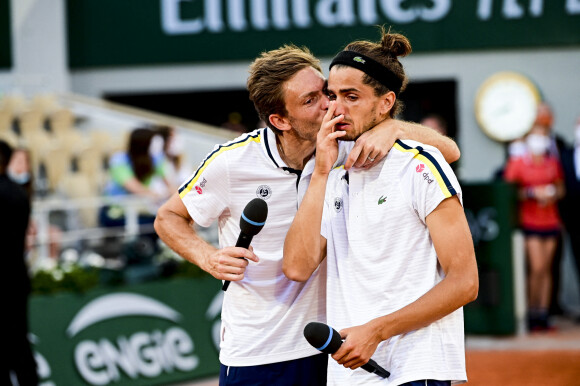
[321,140,467,386]
[179,127,350,366]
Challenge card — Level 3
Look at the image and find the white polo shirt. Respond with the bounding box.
[321,140,466,386]
[179,127,341,366]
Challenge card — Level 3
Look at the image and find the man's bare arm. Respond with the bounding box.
[332,196,478,370]
[282,169,328,282]
[345,120,460,169]
[154,193,258,281]
[283,102,344,281]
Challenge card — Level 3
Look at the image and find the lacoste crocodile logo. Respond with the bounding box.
[353,56,366,64]
[378,195,387,205]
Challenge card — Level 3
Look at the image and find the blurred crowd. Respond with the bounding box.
[0,95,192,272]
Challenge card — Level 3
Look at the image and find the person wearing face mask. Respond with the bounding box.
[535,102,568,158]
[504,125,566,332]
[558,119,580,322]
[102,128,171,205]
[151,125,190,195]
[7,147,33,200]
[7,147,63,260]
[100,128,173,257]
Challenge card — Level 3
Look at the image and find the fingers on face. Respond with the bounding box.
[323,101,343,131]
[329,130,346,141]
[325,100,337,118]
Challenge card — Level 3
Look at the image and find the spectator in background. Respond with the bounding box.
[154,125,191,189]
[6,147,33,199]
[497,102,565,180]
[1,140,39,385]
[7,147,62,261]
[421,113,448,136]
[504,125,565,331]
[559,118,580,321]
[100,127,172,229]
[535,102,567,157]
[534,102,569,317]
[507,138,528,160]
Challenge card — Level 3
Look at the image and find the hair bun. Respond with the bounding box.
[381,31,412,58]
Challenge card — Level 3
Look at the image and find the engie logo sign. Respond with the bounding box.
[67,293,198,385]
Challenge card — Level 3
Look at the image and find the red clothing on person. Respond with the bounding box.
[504,155,563,231]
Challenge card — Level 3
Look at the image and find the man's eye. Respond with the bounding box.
[347,95,358,101]
[328,94,337,101]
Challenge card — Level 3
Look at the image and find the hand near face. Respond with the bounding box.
[331,322,382,371]
[315,101,346,175]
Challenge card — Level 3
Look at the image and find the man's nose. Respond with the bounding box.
[333,99,346,116]
[321,94,330,110]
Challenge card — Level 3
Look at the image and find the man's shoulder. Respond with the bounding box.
[215,128,263,154]
[201,129,265,167]
[391,139,445,159]
[390,139,459,195]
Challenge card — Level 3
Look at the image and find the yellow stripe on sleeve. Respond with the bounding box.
[393,141,455,198]
[179,134,261,198]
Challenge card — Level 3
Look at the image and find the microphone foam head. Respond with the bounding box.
[303,322,342,354]
[240,198,268,236]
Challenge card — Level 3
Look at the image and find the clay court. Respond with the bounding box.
[465,316,580,386]
[186,317,580,386]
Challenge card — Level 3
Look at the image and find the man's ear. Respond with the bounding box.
[379,91,396,116]
[269,114,292,132]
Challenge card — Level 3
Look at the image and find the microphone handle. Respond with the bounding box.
[361,359,390,379]
[222,232,253,291]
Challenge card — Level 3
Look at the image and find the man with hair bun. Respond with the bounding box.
[284,27,478,386]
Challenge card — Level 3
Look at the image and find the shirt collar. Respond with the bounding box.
[261,127,286,168]
[261,126,319,177]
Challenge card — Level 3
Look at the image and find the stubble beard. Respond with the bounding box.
[340,106,380,141]
[289,116,319,144]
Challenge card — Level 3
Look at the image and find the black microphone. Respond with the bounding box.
[303,322,390,379]
[222,198,268,291]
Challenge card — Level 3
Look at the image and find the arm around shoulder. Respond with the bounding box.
[402,121,460,163]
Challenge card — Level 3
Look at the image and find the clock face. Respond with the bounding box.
[475,72,540,142]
